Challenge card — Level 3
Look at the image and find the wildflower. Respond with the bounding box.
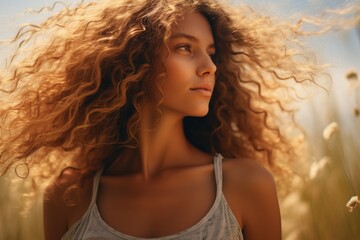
[309,156,330,179]
[346,70,358,81]
[323,122,338,140]
[346,196,360,212]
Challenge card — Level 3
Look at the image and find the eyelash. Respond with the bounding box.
[176,44,192,53]
[176,44,216,59]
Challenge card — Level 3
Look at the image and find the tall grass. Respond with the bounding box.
[281,72,360,240]
[0,175,43,240]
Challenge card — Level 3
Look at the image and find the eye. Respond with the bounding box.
[176,44,192,53]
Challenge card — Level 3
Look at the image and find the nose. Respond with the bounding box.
[197,53,217,78]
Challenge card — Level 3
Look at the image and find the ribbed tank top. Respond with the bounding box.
[61,154,243,239]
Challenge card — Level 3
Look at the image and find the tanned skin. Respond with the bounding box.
[44,12,281,240]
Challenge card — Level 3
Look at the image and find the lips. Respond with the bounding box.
[190,83,213,97]
[189,83,213,92]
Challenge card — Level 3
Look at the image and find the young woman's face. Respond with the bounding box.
[155,11,217,117]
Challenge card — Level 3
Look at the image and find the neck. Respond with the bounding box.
[127,102,197,180]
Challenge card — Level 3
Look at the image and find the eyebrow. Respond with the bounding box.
[170,33,215,49]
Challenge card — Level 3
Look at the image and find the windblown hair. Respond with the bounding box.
[1,0,355,193]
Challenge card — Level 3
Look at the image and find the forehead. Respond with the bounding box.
[171,12,214,41]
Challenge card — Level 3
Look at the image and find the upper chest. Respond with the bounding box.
[95,164,218,238]
[66,158,247,237]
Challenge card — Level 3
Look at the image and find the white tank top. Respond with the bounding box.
[61,154,243,239]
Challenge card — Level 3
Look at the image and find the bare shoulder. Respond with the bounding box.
[222,158,277,200]
[223,158,275,185]
[222,158,282,240]
[43,171,93,240]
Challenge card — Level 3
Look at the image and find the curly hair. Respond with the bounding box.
[1,0,351,194]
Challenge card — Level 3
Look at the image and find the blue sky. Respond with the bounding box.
[0,0,359,127]
[1,0,358,66]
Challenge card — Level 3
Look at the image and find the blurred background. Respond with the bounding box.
[0,0,360,239]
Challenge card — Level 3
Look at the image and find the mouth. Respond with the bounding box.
[189,87,212,97]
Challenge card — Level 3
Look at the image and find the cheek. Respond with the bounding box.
[163,56,193,89]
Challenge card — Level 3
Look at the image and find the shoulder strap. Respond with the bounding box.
[214,154,223,193]
[90,168,104,205]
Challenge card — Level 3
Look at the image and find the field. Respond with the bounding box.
[0,1,359,238]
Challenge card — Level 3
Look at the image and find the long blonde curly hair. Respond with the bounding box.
[2,0,351,194]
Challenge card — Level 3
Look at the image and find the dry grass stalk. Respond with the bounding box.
[346,196,360,212]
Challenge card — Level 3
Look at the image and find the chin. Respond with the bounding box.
[187,107,209,117]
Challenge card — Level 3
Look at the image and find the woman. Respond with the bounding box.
[0,0,324,239]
